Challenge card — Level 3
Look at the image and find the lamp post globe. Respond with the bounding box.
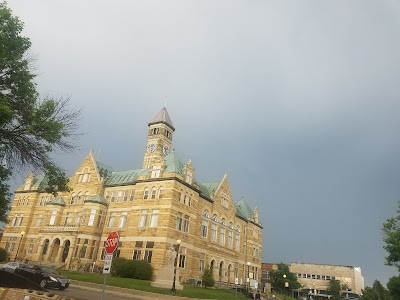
[283,274,287,300]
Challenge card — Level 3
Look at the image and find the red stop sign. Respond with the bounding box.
[105,231,119,254]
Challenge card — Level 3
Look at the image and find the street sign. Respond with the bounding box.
[235,278,239,285]
[103,254,113,274]
[105,231,119,254]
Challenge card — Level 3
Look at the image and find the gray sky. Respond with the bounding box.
[7,0,400,287]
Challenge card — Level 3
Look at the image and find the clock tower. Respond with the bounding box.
[142,107,175,169]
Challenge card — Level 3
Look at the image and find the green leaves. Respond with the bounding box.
[382,202,400,271]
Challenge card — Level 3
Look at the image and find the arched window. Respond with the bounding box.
[201,210,209,238]
[151,187,157,199]
[220,218,226,245]
[158,187,164,199]
[84,191,90,200]
[211,215,218,242]
[77,192,83,204]
[143,188,149,200]
[227,222,233,247]
[70,193,76,205]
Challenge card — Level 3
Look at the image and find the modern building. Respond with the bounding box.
[262,262,364,296]
[290,262,364,296]
[0,107,263,286]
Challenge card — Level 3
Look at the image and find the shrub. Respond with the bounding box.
[202,266,215,288]
[0,248,7,262]
[111,258,153,280]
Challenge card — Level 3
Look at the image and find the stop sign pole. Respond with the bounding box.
[101,232,119,300]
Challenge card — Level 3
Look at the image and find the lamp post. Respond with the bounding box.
[171,239,182,295]
[246,261,251,291]
[283,274,287,300]
[14,231,25,262]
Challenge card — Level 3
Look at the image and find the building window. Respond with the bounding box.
[144,241,154,263]
[110,191,116,203]
[123,191,128,202]
[35,214,42,227]
[151,187,156,199]
[151,165,161,178]
[49,211,57,225]
[107,212,116,227]
[211,215,218,242]
[201,210,209,238]
[119,212,127,228]
[80,239,89,258]
[65,212,73,225]
[234,226,240,249]
[77,192,83,204]
[199,253,205,272]
[133,241,143,260]
[70,193,75,205]
[27,238,35,254]
[116,191,123,203]
[84,191,90,201]
[97,211,104,228]
[183,215,189,233]
[178,247,186,268]
[227,223,233,247]
[176,212,183,231]
[219,219,226,245]
[149,209,159,227]
[138,210,148,227]
[88,209,96,226]
[158,187,164,199]
[143,188,149,200]
[129,190,135,201]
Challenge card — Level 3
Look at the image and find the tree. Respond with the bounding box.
[0,247,7,262]
[202,266,215,288]
[328,279,342,300]
[382,202,400,271]
[362,280,391,300]
[268,263,301,293]
[0,2,81,220]
[387,276,400,300]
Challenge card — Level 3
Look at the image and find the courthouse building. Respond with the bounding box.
[0,107,263,285]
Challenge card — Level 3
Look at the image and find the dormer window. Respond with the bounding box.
[78,167,91,183]
[152,128,159,135]
[151,165,161,178]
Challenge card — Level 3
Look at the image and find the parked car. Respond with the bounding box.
[0,269,47,291]
[1,262,25,272]
[14,264,70,290]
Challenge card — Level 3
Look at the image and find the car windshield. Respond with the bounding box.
[41,267,60,275]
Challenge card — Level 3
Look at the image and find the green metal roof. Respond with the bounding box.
[84,194,108,206]
[163,150,185,176]
[104,169,149,186]
[95,161,114,178]
[235,197,253,219]
[47,197,66,207]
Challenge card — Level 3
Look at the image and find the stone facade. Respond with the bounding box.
[0,107,263,286]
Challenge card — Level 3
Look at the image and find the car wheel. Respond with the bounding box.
[39,279,47,288]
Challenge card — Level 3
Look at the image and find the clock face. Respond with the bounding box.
[162,145,170,155]
[147,143,156,153]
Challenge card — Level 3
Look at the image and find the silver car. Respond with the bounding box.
[1,262,24,272]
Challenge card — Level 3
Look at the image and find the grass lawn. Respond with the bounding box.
[60,271,250,299]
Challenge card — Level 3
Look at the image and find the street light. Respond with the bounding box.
[171,239,182,295]
[246,261,251,291]
[283,274,287,300]
[14,231,25,262]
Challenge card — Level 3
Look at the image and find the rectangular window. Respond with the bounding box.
[176,212,183,231]
[49,211,57,225]
[151,165,161,178]
[138,210,148,227]
[110,191,116,203]
[119,213,127,228]
[201,220,208,237]
[199,253,205,272]
[211,223,217,241]
[123,191,128,202]
[129,190,135,201]
[178,247,186,268]
[35,215,42,227]
[149,209,159,228]
[107,212,116,227]
[116,191,122,203]
[17,214,24,226]
[133,250,141,260]
[88,209,96,226]
[97,211,104,228]
[183,215,189,233]
[65,212,73,225]
[80,239,89,258]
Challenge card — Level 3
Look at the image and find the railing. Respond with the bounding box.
[41,225,79,232]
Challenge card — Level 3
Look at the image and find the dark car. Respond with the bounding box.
[0,269,47,291]
[14,264,70,290]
